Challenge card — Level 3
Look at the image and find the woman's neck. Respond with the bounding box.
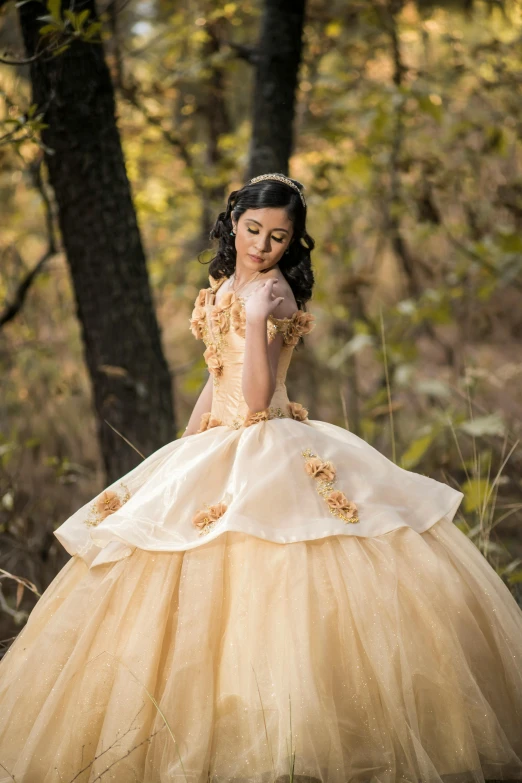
[232,269,260,288]
[232,263,276,288]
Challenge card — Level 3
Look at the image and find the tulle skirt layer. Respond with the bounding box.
[1,517,522,783]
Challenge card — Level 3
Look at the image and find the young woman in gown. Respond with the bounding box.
[1,173,522,783]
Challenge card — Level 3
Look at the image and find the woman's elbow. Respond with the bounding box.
[243,384,275,412]
[243,395,271,412]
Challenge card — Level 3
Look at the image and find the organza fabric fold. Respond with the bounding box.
[1,517,522,783]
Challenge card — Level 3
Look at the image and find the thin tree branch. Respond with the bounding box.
[0,155,59,328]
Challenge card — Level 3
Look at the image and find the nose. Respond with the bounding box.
[254,234,271,253]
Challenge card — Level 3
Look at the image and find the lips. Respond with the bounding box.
[249,254,264,263]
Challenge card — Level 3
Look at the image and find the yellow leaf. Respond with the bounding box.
[461,477,491,513]
[400,433,434,470]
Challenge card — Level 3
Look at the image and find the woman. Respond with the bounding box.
[1,173,522,783]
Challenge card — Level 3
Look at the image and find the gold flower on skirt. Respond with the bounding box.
[84,482,131,527]
[301,447,359,524]
[197,412,223,433]
[287,401,309,421]
[192,501,228,535]
[244,409,270,427]
[203,344,224,376]
[304,457,336,482]
[325,490,358,521]
[95,490,122,519]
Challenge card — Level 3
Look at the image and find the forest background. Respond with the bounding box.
[1,0,522,649]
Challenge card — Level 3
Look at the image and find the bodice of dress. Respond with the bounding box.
[189,274,316,430]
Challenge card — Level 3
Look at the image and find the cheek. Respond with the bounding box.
[236,233,249,254]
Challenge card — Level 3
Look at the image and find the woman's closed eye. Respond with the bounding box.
[247,228,285,244]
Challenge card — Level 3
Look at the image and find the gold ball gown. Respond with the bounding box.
[1,274,522,783]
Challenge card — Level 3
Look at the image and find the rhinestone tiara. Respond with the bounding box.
[247,173,306,207]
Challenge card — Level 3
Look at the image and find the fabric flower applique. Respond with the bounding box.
[208,274,222,290]
[211,291,235,334]
[203,344,224,377]
[197,412,223,433]
[304,457,336,482]
[244,409,271,427]
[302,448,359,524]
[287,401,309,421]
[282,311,316,346]
[188,287,209,340]
[192,501,228,536]
[84,482,131,528]
[189,300,206,343]
[190,305,206,341]
[326,491,358,520]
[230,300,246,338]
[242,401,309,428]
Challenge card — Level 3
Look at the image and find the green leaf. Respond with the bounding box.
[47,0,61,21]
[78,8,90,25]
[83,21,102,38]
[461,477,492,513]
[497,232,522,254]
[39,23,60,34]
[400,433,435,470]
[51,43,70,56]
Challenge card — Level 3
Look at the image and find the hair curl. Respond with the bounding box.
[203,175,315,312]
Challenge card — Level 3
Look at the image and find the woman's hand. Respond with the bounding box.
[244,278,284,323]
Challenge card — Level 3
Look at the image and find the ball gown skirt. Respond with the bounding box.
[1,274,522,782]
[0,419,521,783]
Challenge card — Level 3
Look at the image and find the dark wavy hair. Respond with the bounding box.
[204,175,315,311]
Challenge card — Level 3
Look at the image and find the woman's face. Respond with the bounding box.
[232,207,294,273]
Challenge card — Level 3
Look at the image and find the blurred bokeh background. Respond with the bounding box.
[1,0,522,651]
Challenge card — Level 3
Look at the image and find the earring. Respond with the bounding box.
[285,248,289,254]
[230,229,236,236]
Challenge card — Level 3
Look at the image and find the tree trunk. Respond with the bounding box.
[18,0,176,483]
[200,22,232,241]
[247,0,306,179]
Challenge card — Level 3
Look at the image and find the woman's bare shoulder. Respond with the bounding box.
[261,271,298,318]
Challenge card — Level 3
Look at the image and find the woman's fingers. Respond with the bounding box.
[263,278,280,297]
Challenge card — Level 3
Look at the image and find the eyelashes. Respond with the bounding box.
[246,228,284,244]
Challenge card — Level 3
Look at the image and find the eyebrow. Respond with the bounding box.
[245,218,289,233]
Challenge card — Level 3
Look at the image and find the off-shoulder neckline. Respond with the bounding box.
[207,275,309,324]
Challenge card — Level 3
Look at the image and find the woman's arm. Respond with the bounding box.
[242,277,295,412]
[181,374,213,437]
[242,319,283,411]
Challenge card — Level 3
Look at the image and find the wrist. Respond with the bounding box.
[246,314,268,326]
